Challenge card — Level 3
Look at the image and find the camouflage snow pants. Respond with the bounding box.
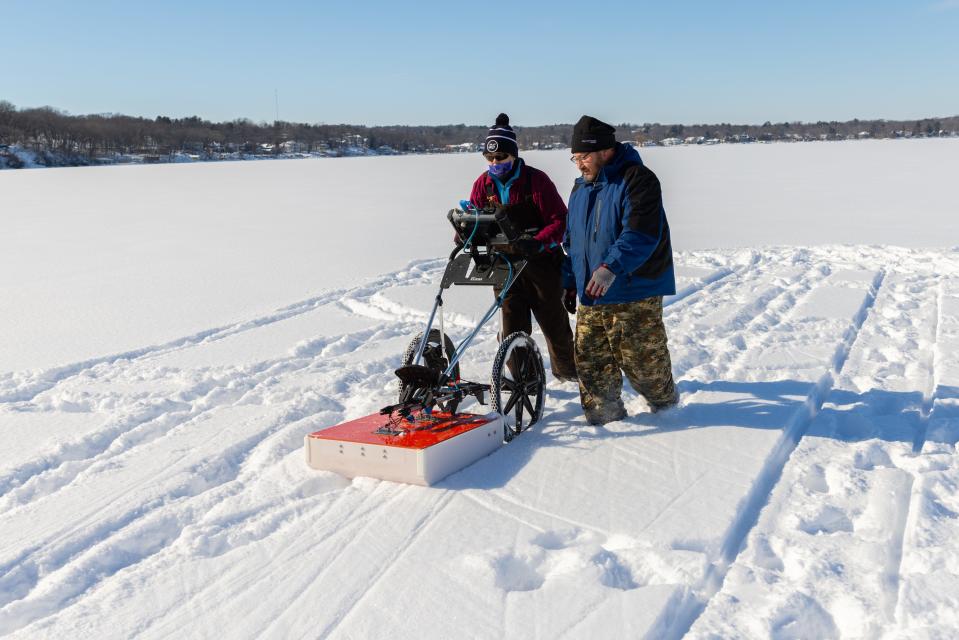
[575,297,676,424]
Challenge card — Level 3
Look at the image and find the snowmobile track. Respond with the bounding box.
[662,268,887,638]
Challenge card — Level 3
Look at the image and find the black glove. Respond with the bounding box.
[563,289,577,314]
[511,235,544,256]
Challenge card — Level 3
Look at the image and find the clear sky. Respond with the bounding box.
[3,0,958,126]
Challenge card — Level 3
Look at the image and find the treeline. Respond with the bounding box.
[1,100,957,165]
[0,101,573,159]
[635,116,959,142]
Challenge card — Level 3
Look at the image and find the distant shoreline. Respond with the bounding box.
[2,100,957,170]
[3,135,959,172]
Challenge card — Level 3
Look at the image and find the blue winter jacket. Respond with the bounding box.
[562,143,675,305]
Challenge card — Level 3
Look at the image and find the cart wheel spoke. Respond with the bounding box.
[523,349,536,380]
[522,393,536,417]
[503,390,520,414]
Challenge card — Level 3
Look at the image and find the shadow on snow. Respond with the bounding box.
[443,380,959,491]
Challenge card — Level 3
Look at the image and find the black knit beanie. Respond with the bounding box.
[484,113,519,156]
[571,115,617,153]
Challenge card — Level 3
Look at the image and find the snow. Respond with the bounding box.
[1,139,959,638]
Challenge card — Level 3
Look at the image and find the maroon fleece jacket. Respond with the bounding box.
[468,161,568,248]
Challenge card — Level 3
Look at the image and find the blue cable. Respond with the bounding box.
[460,200,479,251]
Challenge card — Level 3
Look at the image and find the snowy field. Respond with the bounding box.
[1,139,958,638]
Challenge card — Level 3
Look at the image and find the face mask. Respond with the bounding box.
[488,160,513,177]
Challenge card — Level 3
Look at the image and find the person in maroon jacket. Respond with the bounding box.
[468,113,577,382]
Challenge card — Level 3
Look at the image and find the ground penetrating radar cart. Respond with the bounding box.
[305,206,548,485]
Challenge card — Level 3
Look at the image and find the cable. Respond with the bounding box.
[462,206,480,251]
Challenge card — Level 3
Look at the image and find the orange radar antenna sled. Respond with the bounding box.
[304,205,548,485]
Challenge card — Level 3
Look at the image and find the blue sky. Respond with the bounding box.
[3,0,958,126]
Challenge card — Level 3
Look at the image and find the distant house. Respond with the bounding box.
[279,140,308,154]
[660,137,683,146]
[341,134,367,149]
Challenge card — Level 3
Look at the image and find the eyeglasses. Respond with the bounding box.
[570,152,595,164]
[484,153,509,162]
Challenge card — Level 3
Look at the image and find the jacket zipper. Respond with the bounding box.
[593,198,603,242]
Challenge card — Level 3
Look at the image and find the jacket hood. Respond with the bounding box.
[574,142,644,186]
[602,142,644,179]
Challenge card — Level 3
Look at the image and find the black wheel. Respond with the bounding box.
[399,329,460,413]
[491,331,545,442]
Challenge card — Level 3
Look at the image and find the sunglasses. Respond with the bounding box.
[484,153,509,162]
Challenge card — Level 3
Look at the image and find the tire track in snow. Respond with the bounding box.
[0,324,401,508]
[0,400,335,629]
[460,489,613,538]
[675,257,834,382]
[0,331,428,624]
[664,251,761,317]
[0,272,483,634]
[0,259,474,627]
[890,274,959,635]
[661,268,887,639]
[912,278,943,454]
[665,264,739,310]
[133,479,408,640]
[0,409,395,637]
[679,268,948,638]
[239,488,456,640]
[312,491,455,639]
[888,275,944,624]
[0,258,445,405]
[0,265,443,506]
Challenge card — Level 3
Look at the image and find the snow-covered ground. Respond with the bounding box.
[1,140,958,638]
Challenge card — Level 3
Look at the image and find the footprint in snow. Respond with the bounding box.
[852,443,894,471]
[770,591,839,639]
[798,505,853,535]
[801,464,829,493]
[466,528,641,593]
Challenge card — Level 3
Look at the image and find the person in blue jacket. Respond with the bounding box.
[561,115,679,424]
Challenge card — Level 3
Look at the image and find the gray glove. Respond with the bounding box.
[585,264,616,298]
